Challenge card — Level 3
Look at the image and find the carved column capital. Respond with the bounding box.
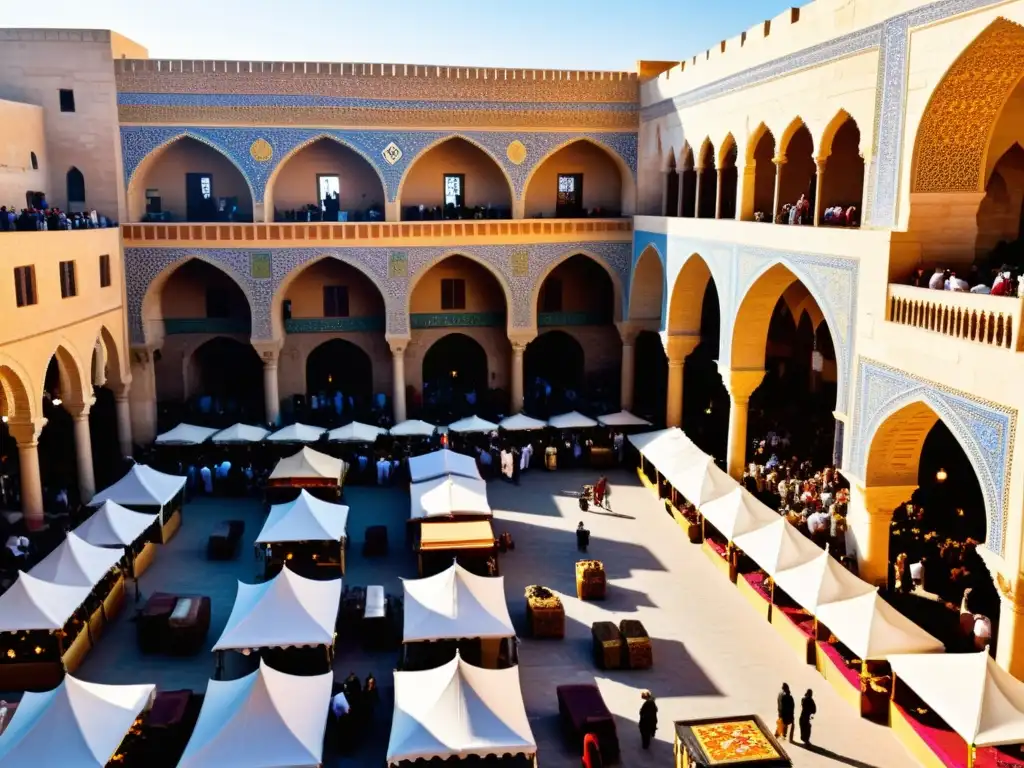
[718,365,766,403]
[7,418,48,446]
[772,155,788,167]
[663,332,701,364]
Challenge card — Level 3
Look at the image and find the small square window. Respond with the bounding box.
[14,266,36,307]
[323,285,350,318]
[540,278,563,313]
[440,278,466,310]
[59,260,77,298]
[99,254,111,288]
[58,89,75,113]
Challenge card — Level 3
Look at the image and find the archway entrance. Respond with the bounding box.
[38,355,77,503]
[421,334,489,421]
[524,331,585,416]
[684,280,726,458]
[633,331,667,424]
[400,138,513,220]
[305,339,373,425]
[187,338,265,426]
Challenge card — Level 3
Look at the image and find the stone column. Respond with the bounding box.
[114,387,134,458]
[389,340,408,423]
[512,199,527,220]
[66,400,97,504]
[617,324,639,412]
[738,165,756,220]
[714,168,724,219]
[510,340,528,414]
[664,334,700,428]
[813,157,827,226]
[720,366,766,480]
[8,419,46,530]
[693,165,704,219]
[772,156,787,223]
[846,484,918,586]
[385,201,401,222]
[677,172,687,217]
[252,342,283,427]
[254,201,267,223]
[128,346,159,447]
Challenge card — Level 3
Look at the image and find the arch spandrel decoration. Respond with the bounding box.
[125,242,631,341]
[121,126,637,204]
[849,360,1016,557]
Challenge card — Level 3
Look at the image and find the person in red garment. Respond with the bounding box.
[593,476,608,509]
[582,733,603,768]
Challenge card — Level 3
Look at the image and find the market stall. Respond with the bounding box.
[391,419,438,438]
[673,716,791,768]
[179,661,332,768]
[628,427,705,499]
[387,652,536,767]
[448,415,499,434]
[0,675,156,766]
[255,489,349,577]
[89,464,187,543]
[408,448,481,483]
[266,423,327,444]
[548,411,598,430]
[0,573,94,689]
[698,487,779,582]
[888,651,1024,768]
[417,520,497,577]
[401,562,515,670]
[213,566,342,676]
[410,475,491,521]
[498,413,548,432]
[327,421,387,444]
[266,446,347,503]
[210,423,270,444]
[155,423,220,446]
[598,410,652,428]
[30,532,126,627]
[74,500,161,579]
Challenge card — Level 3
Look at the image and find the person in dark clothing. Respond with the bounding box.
[576,522,590,553]
[511,448,521,485]
[639,690,658,749]
[799,689,816,743]
[343,671,362,710]
[776,683,795,742]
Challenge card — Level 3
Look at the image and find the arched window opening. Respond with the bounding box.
[271,138,386,223]
[420,333,489,421]
[750,129,777,222]
[524,330,589,417]
[161,260,252,336]
[66,167,85,213]
[304,339,374,427]
[524,140,624,219]
[777,124,815,225]
[283,258,386,329]
[181,338,265,426]
[977,143,1024,264]
[680,147,697,218]
[665,153,679,217]
[402,138,512,221]
[719,142,739,219]
[537,255,614,327]
[820,118,864,227]
[697,142,717,219]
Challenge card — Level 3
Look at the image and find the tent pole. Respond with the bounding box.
[968,745,975,768]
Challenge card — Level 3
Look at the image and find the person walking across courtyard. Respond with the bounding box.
[799,689,816,744]
[639,690,658,749]
[776,683,795,742]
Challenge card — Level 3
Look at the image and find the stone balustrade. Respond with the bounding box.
[886,284,1024,351]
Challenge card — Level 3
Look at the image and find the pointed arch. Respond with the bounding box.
[819,111,865,225]
[0,354,37,422]
[696,138,717,219]
[746,123,775,166]
[628,245,665,324]
[522,136,635,217]
[92,325,128,389]
[680,142,697,218]
[718,134,738,168]
[43,340,88,408]
[779,117,812,157]
[667,253,716,335]
[531,249,624,324]
[718,134,739,220]
[126,132,257,222]
[819,109,855,160]
[396,134,514,207]
[141,255,256,347]
[406,251,514,328]
[263,133,388,217]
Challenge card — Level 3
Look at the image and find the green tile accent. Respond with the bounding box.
[537,311,611,327]
[410,312,505,329]
[163,317,251,335]
[285,316,386,333]
[250,251,272,280]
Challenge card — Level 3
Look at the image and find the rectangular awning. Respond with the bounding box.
[419,521,495,551]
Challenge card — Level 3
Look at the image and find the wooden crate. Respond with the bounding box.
[576,560,606,600]
[619,619,653,669]
[591,621,622,669]
[525,586,565,639]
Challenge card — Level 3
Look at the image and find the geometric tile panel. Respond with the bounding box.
[631,230,858,412]
[120,126,638,203]
[124,240,632,341]
[848,359,1016,557]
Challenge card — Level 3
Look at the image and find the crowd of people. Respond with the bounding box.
[751,194,858,228]
[912,263,1023,296]
[0,200,114,231]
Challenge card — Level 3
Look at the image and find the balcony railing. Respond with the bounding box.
[409,312,505,329]
[163,317,251,335]
[121,219,632,245]
[886,285,1024,351]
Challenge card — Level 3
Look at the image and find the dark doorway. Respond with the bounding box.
[524,330,585,414]
[633,330,668,425]
[421,334,489,409]
[89,386,121,489]
[66,167,85,212]
[306,339,374,405]
[665,169,679,216]
[186,172,215,222]
[191,337,265,423]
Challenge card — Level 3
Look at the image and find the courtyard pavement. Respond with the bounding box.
[73,468,917,767]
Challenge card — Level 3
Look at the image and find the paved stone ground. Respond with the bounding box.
[75,468,918,767]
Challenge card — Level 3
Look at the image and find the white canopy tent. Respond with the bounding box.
[255,490,349,545]
[448,415,499,434]
[74,501,160,548]
[0,676,155,766]
[327,421,387,443]
[0,572,92,632]
[213,567,342,651]
[154,423,219,446]
[268,447,345,484]
[773,551,875,612]
[410,476,491,520]
[699,487,779,542]
[89,464,186,508]
[387,652,536,765]
[733,518,822,578]
[815,591,944,659]
[665,455,737,507]
[548,411,599,429]
[391,420,437,438]
[266,423,326,443]
[29,532,124,588]
[408,449,482,482]
[887,651,1024,748]
[403,562,514,642]
[179,661,331,768]
[498,413,547,431]
[211,423,270,444]
[598,410,652,427]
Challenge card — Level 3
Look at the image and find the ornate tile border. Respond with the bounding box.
[631,230,858,412]
[120,126,638,203]
[848,359,1016,557]
[124,240,631,342]
[641,0,1005,227]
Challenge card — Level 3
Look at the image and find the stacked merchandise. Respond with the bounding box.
[575,560,607,600]
[591,621,623,669]
[525,585,565,639]
[619,619,653,669]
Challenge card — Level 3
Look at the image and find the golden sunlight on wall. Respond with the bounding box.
[524,141,623,218]
[0,100,47,208]
[270,139,385,215]
[409,256,506,314]
[284,259,385,318]
[159,259,248,319]
[400,139,512,211]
